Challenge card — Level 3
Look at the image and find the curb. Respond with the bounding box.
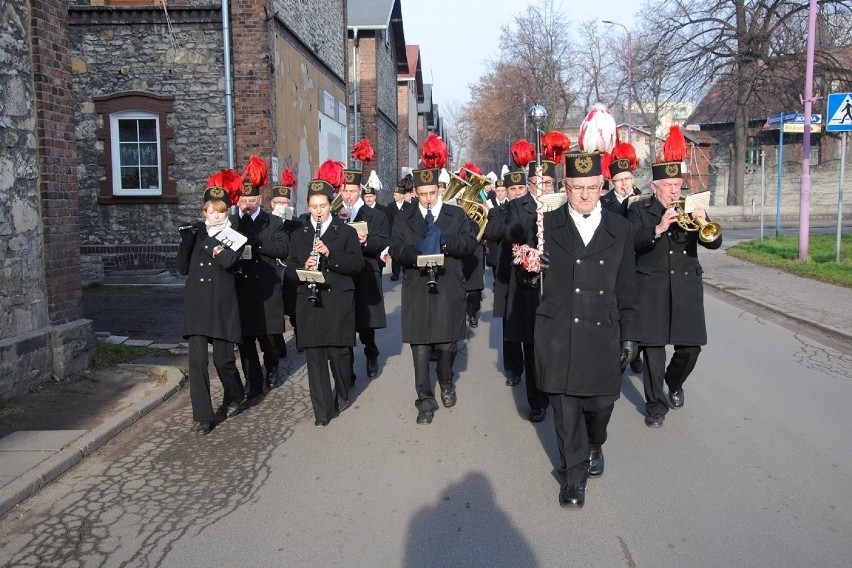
[705,282,852,343]
[0,365,185,518]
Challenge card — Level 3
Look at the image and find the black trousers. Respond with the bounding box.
[466,291,481,317]
[304,346,351,422]
[357,328,380,359]
[187,335,244,423]
[642,345,702,416]
[503,340,549,411]
[411,342,455,412]
[550,393,618,483]
[391,260,402,278]
[238,334,286,391]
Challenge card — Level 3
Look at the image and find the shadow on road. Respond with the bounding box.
[404,471,539,568]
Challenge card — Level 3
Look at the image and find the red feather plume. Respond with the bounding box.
[207,168,243,205]
[243,155,268,187]
[314,160,346,191]
[510,139,535,168]
[280,167,297,188]
[541,131,571,164]
[459,161,482,179]
[420,134,448,169]
[351,138,375,163]
[610,141,638,171]
[659,125,687,163]
[601,153,614,180]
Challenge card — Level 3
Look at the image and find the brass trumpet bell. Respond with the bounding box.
[448,168,490,240]
[671,199,722,243]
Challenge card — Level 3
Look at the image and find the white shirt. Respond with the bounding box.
[240,208,261,221]
[615,192,629,204]
[568,202,602,246]
[418,199,443,221]
[314,216,332,237]
[347,197,364,222]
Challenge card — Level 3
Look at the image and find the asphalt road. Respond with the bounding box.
[2,272,851,567]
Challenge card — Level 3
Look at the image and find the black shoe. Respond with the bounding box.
[245,386,263,401]
[528,407,547,422]
[390,275,399,281]
[588,447,604,477]
[336,395,349,413]
[196,421,214,435]
[223,401,245,418]
[559,482,586,509]
[645,413,665,427]
[416,409,434,425]
[366,357,379,379]
[630,357,643,373]
[315,419,329,428]
[505,372,521,387]
[440,388,457,408]
[669,388,684,408]
[265,366,280,389]
[468,315,479,328]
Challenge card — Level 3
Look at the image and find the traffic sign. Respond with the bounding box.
[826,93,852,132]
[767,111,798,125]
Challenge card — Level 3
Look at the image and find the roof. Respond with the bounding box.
[683,129,719,145]
[688,46,852,127]
[348,0,407,73]
[398,45,424,102]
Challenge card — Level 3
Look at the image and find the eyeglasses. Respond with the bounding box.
[655,181,682,189]
[612,175,634,183]
[567,185,600,194]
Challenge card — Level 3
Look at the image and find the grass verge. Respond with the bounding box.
[727,233,852,288]
[92,341,151,369]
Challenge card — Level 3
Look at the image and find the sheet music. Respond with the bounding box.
[348,221,369,236]
[684,190,711,214]
[215,227,248,251]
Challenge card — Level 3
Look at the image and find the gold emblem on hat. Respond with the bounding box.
[510,172,522,184]
[364,187,374,194]
[242,183,253,195]
[617,159,629,170]
[665,163,680,177]
[309,180,325,192]
[209,187,225,198]
[345,172,356,184]
[419,169,434,184]
[574,156,593,174]
[274,186,290,198]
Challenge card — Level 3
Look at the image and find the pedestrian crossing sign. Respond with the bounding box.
[826,93,852,132]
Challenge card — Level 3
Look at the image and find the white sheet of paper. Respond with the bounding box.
[216,227,248,251]
[348,221,369,236]
[684,191,711,214]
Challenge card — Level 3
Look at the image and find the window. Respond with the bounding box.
[111,112,161,196]
[746,135,760,164]
[94,91,176,204]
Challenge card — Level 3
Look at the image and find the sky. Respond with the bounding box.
[399,0,640,112]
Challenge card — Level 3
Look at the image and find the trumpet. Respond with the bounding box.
[670,200,722,243]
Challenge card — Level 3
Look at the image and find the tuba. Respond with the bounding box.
[445,168,490,240]
[671,199,722,243]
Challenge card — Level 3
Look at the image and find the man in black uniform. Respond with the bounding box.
[627,127,722,428]
[389,134,478,425]
[600,142,644,374]
[536,151,639,508]
[386,177,414,281]
[233,156,290,398]
[341,166,389,379]
[286,162,364,427]
[484,157,555,422]
[270,168,304,344]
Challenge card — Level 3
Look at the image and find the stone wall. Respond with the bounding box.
[0,0,93,399]
[276,0,346,80]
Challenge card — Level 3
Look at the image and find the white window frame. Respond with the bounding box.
[109,110,162,196]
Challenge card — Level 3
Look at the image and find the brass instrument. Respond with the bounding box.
[444,167,490,240]
[671,199,722,243]
[330,193,344,215]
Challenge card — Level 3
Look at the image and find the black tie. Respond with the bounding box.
[425,209,434,225]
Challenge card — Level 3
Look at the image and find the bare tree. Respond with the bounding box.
[638,0,852,205]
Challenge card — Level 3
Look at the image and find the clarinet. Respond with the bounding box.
[307,215,322,304]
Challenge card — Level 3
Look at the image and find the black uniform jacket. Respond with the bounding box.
[535,207,640,396]
[285,218,364,349]
[231,210,289,335]
[484,198,508,268]
[482,192,540,342]
[600,187,641,217]
[177,226,243,343]
[462,217,485,292]
[352,205,389,330]
[279,216,304,320]
[385,200,413,233]
[389,202,478,344]
[627,195,722,347]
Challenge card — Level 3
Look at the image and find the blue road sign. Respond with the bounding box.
[767,111,798,125]
[826,93,852,133]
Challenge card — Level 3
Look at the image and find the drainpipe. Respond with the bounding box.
[222,0,236,168]
[352,28,360,146]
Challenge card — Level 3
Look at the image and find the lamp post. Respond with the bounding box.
[602,20,632,141]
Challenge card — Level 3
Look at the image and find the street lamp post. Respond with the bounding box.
[603,20,632,142]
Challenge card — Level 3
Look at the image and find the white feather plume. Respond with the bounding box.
[438,168,450,186]
[485,171,498,184]
[578,102,617,154]
[365,169,382,191]
[500,164,510,177]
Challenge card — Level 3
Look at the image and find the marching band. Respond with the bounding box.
[177,103,720,509]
